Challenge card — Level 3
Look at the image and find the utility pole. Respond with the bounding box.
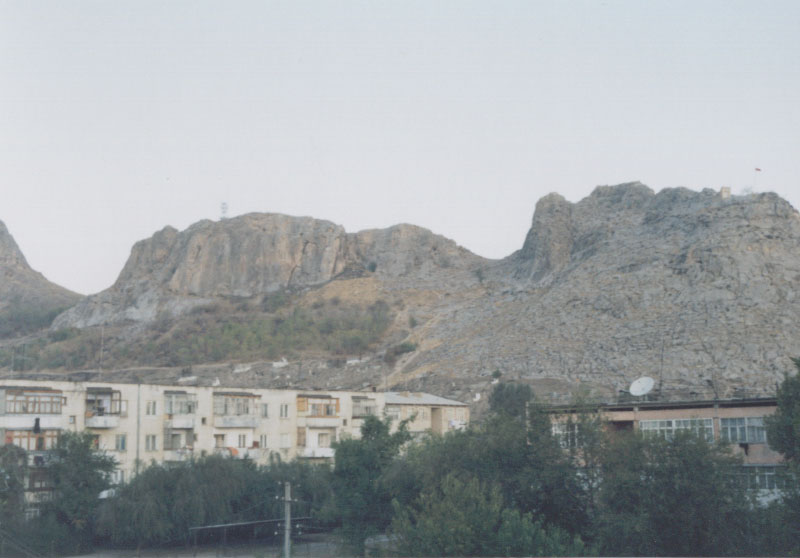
[284,481,292,558]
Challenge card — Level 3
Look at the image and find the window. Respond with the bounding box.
[737,466,785,490]
[29,470,51,491]
[111,469,125,485]
[165,393,196,415]
[91,435,101,449]
[638,418,714,442]
[5,430,58,451]
[260,434,268,448]
[280,404,289,418]
[145,435,157,451]
[166,432,181,450]
[238,434,247,448]
[352,398,376,417]
[261,404,269,418]
[318,433,331,447]
[115,434,126,451]
[86,390,126,416]
[146,401,157,415]
[214,434,225,448]
[280,433,290,448]
[5,390,63,414]
[552,422,580,448]
[721,417,767,444]
[213,394,256,416]
[310,403,336,416]
[385,406,400,420]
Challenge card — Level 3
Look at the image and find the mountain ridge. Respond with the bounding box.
[2,183,799,408]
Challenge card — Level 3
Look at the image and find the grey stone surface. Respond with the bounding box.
[0,219,81,316]
[10,183,800,405]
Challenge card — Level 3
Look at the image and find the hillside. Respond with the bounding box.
[0,220,82,338]
[2,183,799,408]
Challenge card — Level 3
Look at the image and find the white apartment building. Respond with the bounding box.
[0,380,469,495]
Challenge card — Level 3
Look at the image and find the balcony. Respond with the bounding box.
[85,414,119,429]
[0,415,63,430]
[165,416,195,429]
[27,451,53,468]
[213,447,246,459]
[300,447,335,459]
[164,448,194,462]
[214,415,258,428]
[301,416,340,427]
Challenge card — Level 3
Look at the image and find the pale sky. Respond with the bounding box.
[2,1,798,295]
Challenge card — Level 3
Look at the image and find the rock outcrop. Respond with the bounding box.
[0,220,81,334]
[52,214,484,328]
[405,183,800,403]
[9,183,800,405]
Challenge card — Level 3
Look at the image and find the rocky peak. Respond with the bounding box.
[0,219,29,269]
[517,192,574,281]
[0,220,81,334]
[53,213,485,328]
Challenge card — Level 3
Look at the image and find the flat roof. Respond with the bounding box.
[548,396,777,414]
[0,386,62,393]
[385,392,466,407]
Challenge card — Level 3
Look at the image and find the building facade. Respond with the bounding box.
[551,397,784,495]
[0,380,469,509]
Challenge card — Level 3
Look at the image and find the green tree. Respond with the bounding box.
[394,396,589,536]
[329,415,410,553]
[97,455,279,548]
[391,474,587,557]
[0,444,28,529]
[764,362,800,553]
[488,382,532,418]
[595,431,751,556]
[35,431,116,553]
[766,360,800,462]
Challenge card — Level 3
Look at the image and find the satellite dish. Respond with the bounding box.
[629,376,655,397]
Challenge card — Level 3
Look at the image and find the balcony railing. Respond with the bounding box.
[85,414,120,428]
[0,415,62,430]
[300,447,335,459]
[214,415,258,428]
[165,416,195,429]
[164,448,194,462]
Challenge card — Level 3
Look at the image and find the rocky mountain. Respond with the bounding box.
[52,214,484,328]
[412,184,800,404]
[0,220,82,337]
[5,183,800,407]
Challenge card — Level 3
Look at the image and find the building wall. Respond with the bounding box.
[0,380,469,487]
[597,401,781,466]
[551,398,784,499]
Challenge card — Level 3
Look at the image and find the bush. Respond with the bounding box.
[384,342,417,365]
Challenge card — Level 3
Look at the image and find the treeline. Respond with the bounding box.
[2,376,800,556]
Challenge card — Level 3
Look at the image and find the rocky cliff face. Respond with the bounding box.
[52,214,484,328]
[404,183,800,403]
[11,183,800,406]
[0,220,81,334]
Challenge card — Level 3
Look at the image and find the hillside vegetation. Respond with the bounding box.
[0,293,395,371]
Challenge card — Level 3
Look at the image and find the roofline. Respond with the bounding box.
[547,396,777,414]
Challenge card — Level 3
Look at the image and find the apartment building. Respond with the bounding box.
[550,397,784,495]
[0,380,469,503]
